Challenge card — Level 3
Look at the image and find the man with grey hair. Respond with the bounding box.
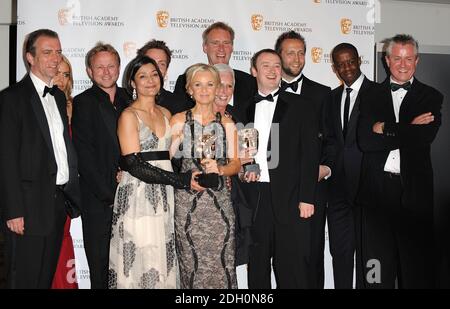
[357,34,443,288]
[174,21,256,112]
[0,29,81,288]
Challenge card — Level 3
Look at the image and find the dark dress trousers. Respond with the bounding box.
[0,75,81,288]
[72,84,129,289]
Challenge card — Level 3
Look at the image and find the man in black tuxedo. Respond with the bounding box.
[136,39,190,114]
[173,21,256,113]
[72,43,129,289]
[240,49,319,288]
[328,43,376,288]
[0,29,81,288]
[357,34,443,288]
[275,30,333,288]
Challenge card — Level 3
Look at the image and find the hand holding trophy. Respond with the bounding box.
[194,130,222,189]
[238,128,260,181]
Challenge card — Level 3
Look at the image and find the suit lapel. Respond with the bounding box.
[272,93,289,125]
[345,78,371,141]
[399,78,423,121]
[26,76,57,163]
[381,78,397,122]
[246,100,256,125]
[333,85,345,144]
[299,76,312,97]
[93,88,120,152]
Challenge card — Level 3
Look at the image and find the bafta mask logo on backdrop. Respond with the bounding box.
[251,14,264,31]
[313,0,321,3]
[58,8,71,26]
[57,0,80,26]
[123,42,137,59]
[156,10,170,28]
[340,18,352,34]
[311,47,323,63]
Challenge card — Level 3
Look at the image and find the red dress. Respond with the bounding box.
[51,216,78,289]
[52,122,78,289]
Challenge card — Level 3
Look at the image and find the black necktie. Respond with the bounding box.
[43,85,58,98]
[342,87,353,139]
[254,89,280,104]
[281,75,303,92]
[390,81,411,92]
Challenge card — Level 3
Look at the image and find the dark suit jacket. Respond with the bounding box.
[292,76,333,204]
[328,77,376,205]
[72,85,129,213]
[158,88,193,115]
[240,91,320,224]
[0,75,81,236]
[357,78,443,215]
[174,68,256,113]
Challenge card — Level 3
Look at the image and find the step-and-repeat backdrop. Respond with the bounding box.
[16,0,375,288]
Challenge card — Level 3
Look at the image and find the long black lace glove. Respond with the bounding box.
[119,153,191,189]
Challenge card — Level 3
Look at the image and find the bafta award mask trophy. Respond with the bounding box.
[195,131,217,172]
[194,130,222,189]
[238,128,260,176]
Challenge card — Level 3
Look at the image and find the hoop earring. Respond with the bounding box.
[132,88,137,100]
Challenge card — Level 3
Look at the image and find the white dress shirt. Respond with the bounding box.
[30,72,69,185]
[254,89,280,183]
[341,73,365,130]
[384,77,414,174]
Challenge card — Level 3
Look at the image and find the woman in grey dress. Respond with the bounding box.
[170,64,241,289]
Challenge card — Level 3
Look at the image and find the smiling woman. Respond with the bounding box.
[108,55,194,289]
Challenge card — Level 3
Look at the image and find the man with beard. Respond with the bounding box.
[275,30,333,288]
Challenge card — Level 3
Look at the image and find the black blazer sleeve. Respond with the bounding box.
[320,90,337,171]
[383,90,443,148]
[358,82,443,153]
[298,99,320,205]
[0,87,25,220]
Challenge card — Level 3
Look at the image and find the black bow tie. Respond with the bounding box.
[43,85,58,98]
[254,89,280,104]
[390,81,411,92]
[281,76,303,92]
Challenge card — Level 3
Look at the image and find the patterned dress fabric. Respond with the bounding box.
[108,114,178,289]
[174,112,237,289]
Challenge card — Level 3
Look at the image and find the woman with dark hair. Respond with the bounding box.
[108,56,197,289]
